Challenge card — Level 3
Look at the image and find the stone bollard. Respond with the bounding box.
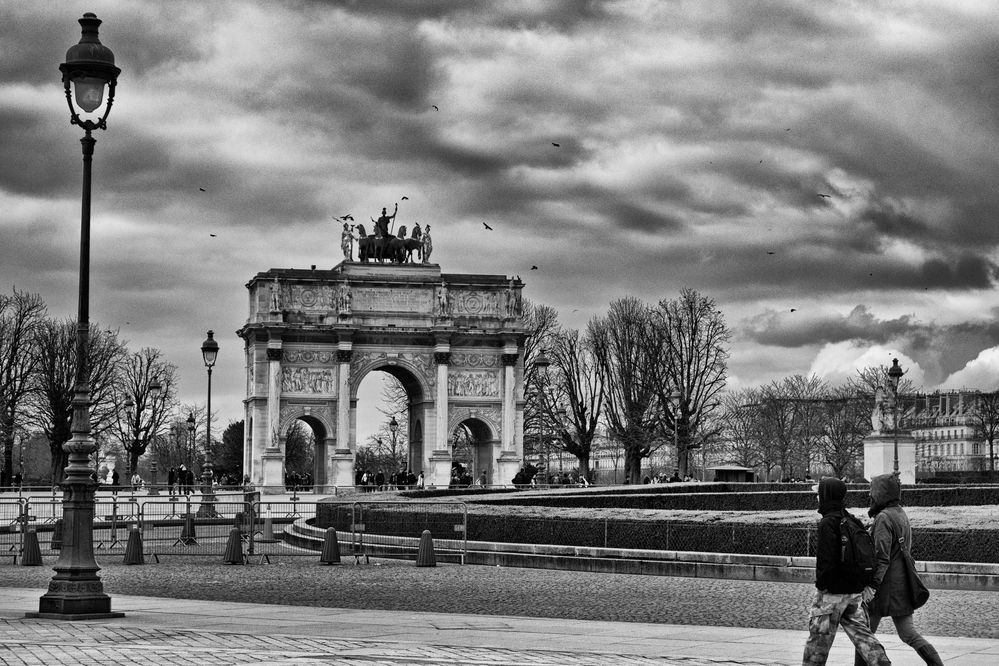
[415,529,436,567]
[319,527,341,565]
[259,506,277,543]
[50,518,63,550]
[123,525,144,565]
[21,527,42,566]
[223,526,244,565]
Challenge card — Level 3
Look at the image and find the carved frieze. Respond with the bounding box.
[451,352,500,368]
[283,284,337,311]
[282,349,338,364]
[448,370,500,397]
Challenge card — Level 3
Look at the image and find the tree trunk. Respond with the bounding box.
[624,448,643,484]
[576,452,591,481]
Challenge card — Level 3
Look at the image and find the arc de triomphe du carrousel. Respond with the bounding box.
[237,226,527,494]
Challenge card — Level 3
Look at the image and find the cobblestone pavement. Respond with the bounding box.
[0,619,789,666]
[2,556,997,639]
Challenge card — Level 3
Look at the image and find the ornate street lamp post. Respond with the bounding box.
[33,13,122,620]
[196,331,219,517]
[888,358,904,474]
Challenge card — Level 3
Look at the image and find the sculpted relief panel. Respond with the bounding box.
[280,367,337,394]
[448,370,500,397]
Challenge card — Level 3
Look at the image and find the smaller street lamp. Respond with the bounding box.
[147,380,162,495]
[888,358,904,474]
[197,331,219,517]
[186,412,195,496]
[534,349,552,480]
[670,389,682,475]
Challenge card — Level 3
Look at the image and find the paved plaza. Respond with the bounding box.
[2,587,998,665]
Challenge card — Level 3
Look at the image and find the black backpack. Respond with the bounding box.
[839,512,875,584]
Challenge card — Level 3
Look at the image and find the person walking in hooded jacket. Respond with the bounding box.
[803,477,891,665]
[855,473,943,666]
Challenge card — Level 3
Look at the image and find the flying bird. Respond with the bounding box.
[817,193,831,198]
[759,159,764,163]
[199,187,206,192]
[401,196,409,200]
[790,308,797,312]
[340,214,353,221]
[432,105,439,111]
[483,222,493,230]
[766,251,775,255]
[552,142,560,147]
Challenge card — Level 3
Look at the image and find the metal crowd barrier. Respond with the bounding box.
[0,499,27,562]
[139,497,250,559]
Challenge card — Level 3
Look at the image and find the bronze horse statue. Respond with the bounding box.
[356,224,409,263]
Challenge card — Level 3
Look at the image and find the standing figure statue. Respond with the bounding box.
[340,223,357,261]
[422,224,433,264]
[269,276,281,313]
[871,386,889,434]
[338,279,352,315]
[437,279,450,316]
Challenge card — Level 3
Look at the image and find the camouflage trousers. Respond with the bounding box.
[802,590,891,665]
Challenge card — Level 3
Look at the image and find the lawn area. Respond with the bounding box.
[464,502,999,530]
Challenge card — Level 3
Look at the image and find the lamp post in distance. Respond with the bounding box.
[32,12,123,620]
[197,331,218,517]
[887,358,904,475]
[533,349,552,482]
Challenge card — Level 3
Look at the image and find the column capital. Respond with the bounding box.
[266,348,283,362]
[501,353,519,367]
[336,349,353,363]
[434,351,451,365]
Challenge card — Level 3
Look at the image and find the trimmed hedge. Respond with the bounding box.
[313,503,999,562]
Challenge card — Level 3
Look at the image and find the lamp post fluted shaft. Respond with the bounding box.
[34,120,120,616]
[197,331,218,517]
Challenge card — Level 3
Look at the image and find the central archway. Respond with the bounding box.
[350,362,428,479]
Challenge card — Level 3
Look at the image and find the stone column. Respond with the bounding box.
[261,345,285,493]
[428,344,453,487]
[496,349,521,486]
[329,345,355,489]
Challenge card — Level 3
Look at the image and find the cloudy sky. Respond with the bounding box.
[4,1,999,429]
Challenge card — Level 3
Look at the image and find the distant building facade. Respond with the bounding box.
[908,390,994,474]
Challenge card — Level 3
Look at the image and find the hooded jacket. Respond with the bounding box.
[868,473,916,616]
[814,477,867,593]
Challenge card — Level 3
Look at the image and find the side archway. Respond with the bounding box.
[449,408,501,486]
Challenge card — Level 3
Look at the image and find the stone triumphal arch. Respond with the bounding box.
[237,262,527,493]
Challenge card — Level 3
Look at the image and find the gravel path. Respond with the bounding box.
[4,554,997,639]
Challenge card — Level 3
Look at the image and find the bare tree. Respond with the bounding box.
[588,297,663,483]
[540,327,604,481]
[654,288,731,477]
[968,391,999,473]
[113,348,178,478]
[522,300,559,460]
[817,387,869,479]
[28,319,126,483]
[0,288,46,486]
[718,389,764,470]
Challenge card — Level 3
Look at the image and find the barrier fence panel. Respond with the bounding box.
[351,502,467,563]
[24,499,63,552]
[0,499,26,563]
[247,500,321,560]
[139,497,254,559]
